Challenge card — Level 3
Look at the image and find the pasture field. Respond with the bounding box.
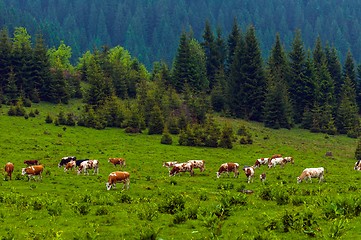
[0,102,360,239]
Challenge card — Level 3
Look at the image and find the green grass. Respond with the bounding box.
[0,102,360,239]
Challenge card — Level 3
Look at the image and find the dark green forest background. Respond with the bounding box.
[1,0,360,68]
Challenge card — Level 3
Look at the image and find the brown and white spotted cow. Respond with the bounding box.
[77,160,99,175]
[354,160,361,171]
[108,158,126,167]
[163,161,178,171]
[64,160,76,172]
[268,157,286,168]
[253,158,269,168]
[4,162,14,180]
[216,162,239,178]
[106,171,130,190]
[297,167,324,183]
[283,156,294,165]
[22,165,44,181]
[169,162,194,177]
[260,173,266,183]
[188,160,205,172]
[24,160,39,166]
[243,166,255,183]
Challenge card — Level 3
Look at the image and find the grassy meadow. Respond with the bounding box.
[0,101,360,239]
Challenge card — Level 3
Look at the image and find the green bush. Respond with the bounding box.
[159,194,185,214]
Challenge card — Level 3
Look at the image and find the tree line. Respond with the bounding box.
[2,0,361,69]
[1,22,361,141]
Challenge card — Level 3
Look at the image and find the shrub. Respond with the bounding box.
[159,194,185,214]
[139,224,161,240]
[28,110,36,117]
[161,131,173,145]
[137,203,159,221]
[173,211,188,224]
[259,188,273,201]
[74,203,90,215]
[95,207,109,216]
[273,189,290,205]
[120,194,132,204]
[45,114,53,124]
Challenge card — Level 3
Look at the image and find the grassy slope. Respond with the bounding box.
[0,101,360,239]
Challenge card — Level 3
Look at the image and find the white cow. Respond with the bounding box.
[354,160,361,170]
[297,167,324,183]
[253,158,269,168]
[77,160,99,175]
[187,160,205,172]
[268,157,285,168]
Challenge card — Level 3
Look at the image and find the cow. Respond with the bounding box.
[243,166,255,183]
[108,158,126,167]
[22,165,44,181]
[163,161,178,171]
[58,156,76,167]
[260,173,266,183]
[216,162,239,178]
[253,158,269,168]
[169,162,194,177]
[354,160,361,170]
[64,160,76,172]
[24,160,39,166]
[268,157,286,168]
[188,160,205,172]
[271,154,282,159]
[77,160,99,175]
[75,159,88,168]
[4,162,14,180]
[283,156,294,164]
[297,167,324,183]
[106,171,130,190]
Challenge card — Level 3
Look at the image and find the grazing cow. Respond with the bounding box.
[24,160,39,166]
[283,156,294,164]
[297,167,324,183]
[64,160,76,172]
[22,165,44,181]
[106,171,130,190]
[253,158,269,168]
[354,160,361,170]
[216,163,239,178]
[271,154,282,159]
[260,173,266,183]
[163,161,178,171]
[243,166,255,183]
[58,156,76,167]
[268,157,286,168]
[77,160,99,175]
[108,158,126,167]
[169,162,194,177]
[4,162,14,180]
[75,159,88,167]
[188,160,205,172]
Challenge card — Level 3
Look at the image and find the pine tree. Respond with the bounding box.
[148,105,164,135]
[202,20,217,89]
[263,34,293,129]
[0,27,12,96]
[289,30,311,123]
[219,124,233,149]
[242,25,266,121]
[172,31,190,93]
[226,18,240,75]
[325,45,342,101]
[335,76,359,135]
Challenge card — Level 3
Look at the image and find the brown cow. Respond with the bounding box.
[64,160,76,172]
[106,171,130,190]
[216,162,239,178]
[24,160,39,166]
[163,161,178,171]
[108,158,126,167]
[22,165,44,181]
[260,173,266,183]
[169,162,194,177]
[4,162,14,180]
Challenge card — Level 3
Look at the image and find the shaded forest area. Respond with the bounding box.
[1,0,361,68]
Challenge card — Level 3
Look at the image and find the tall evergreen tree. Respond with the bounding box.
[325,45,342,101]
[343,50,357,90]
[242,25,266,121]
[172,31,190,93]
[263,34,292,129]
[202,20,217,90]
[0,27,12,97]
[335,76,359,135]
[226,18,240,75]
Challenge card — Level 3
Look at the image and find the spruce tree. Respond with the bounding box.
[325,45,342,101]
[172,31,190,93]
[242,25,266,121]
[0,27,12,96]
[226,18,240,75]
[148,105,164,135]
[264,34,293,129]
[289,30,310,123]
[202,20,217,89]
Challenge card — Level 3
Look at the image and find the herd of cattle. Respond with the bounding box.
[3,157,129,190]
[163,154,325,184]
[4,154,361,190]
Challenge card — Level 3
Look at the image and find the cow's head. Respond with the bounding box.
[106,182,112,190]
[21,168,26,175]
[296,177,302,183]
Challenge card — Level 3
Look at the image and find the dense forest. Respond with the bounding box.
[1,20,361,146]
[1,0,361,68]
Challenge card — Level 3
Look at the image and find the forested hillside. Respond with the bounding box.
[1,0,361,68]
